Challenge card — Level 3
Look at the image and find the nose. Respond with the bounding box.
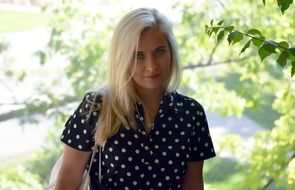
[145,55,158,72]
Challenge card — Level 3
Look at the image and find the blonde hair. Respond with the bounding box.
[94,8,182,147]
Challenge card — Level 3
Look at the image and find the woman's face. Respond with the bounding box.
[132,27,171,93]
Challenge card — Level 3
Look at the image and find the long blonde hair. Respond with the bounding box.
[94,8,182,147]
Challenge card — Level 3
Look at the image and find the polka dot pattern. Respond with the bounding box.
[61,91,216,189]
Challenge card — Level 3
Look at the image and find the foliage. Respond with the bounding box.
[200,0,295,189]
[0,167,43,190]
[205,21,295,77]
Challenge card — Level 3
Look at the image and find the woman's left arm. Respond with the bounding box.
[181,161,204,190]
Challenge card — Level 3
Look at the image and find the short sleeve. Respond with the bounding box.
[61,92,102,151]
[190,103,216,161]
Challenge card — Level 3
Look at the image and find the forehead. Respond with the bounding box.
[138,27,168,51]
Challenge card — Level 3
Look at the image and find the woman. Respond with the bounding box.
[55,8,215,190]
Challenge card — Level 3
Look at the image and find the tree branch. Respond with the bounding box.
[183,55,251,70]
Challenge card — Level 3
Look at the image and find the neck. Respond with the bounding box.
[136,88,165,108]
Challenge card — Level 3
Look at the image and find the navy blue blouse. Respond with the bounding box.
[61,90,216,190]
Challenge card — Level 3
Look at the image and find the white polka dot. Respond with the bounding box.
[68,139,71,144]
[158,182,162,187]
[165,176,170,180]
[73,124,77,128]
[133,181,137,185]
[127,141,132,145]
[168,160,173,165]
[83,129,87,134]
[114,140,118,144]
[78,145,82,149]
[76,135,80,139]
[128,157,133,161]
[115,156,119,160]
[155,159,159,164]
[121,148,126,153]
[140,174,145,178]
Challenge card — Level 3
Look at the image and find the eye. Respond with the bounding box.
[155,48,166,57]
[136,53,144,60]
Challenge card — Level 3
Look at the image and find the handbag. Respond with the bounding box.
[46,146,104,190]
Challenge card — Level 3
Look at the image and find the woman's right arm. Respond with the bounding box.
[55,144,92,190]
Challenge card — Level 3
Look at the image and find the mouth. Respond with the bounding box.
[146,74,160,79]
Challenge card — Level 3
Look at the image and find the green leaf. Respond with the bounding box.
[251,36,265,48]
[217,30,225,42]
[291,61,295,77]
[240,40,251,55]
[247,29,262,37]
[277,0,282,6]
[205,25,209,29]
[227,31,243,45]
[280,0,293,14]
[258,46,272,61]
[225,26,234,32]
[212,26,220,34]
[276,50,289,67]
[262,40,278,53]
[278,41,289,52]
[210,19,214,26]
[262,0,266,5]
[217,20,224,25]
[289,47,295,56]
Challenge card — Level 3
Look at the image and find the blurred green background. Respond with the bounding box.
[0,0,294,190]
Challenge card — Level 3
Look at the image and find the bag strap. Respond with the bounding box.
[99,146,102,183]
[86,145,97,176]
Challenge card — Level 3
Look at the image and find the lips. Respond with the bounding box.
[146,74,160,79]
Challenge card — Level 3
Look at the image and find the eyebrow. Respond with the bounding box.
[136,45,167,54]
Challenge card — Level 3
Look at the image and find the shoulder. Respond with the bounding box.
[171,90,205,112]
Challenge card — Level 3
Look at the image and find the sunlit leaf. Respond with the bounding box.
[227,31,243,45]
[240,40,251,55]
[251,36,265,48]
[292,61,295,77]
[247,29,262,36]
[276,50,289,67]
[262,40,278,53]
[225,26,234,32]
[258,46,272,61]
[278,41,289,52]
[213,26,220,34]
[279,0,293,14]
[217,30,225,42]
[217,20,224,25]
[290,47,295,56]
